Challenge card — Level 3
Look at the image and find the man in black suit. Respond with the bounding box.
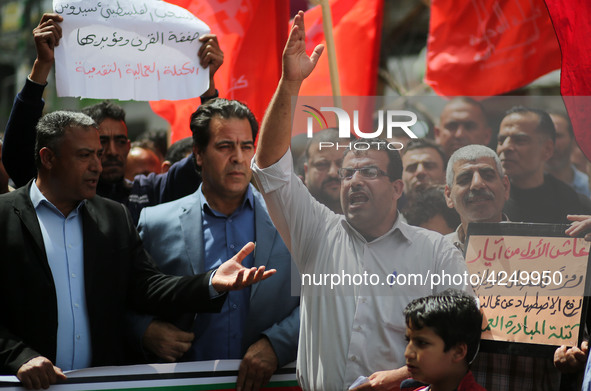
[0,111,273,389]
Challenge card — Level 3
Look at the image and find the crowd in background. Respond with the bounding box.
[2,11,591,391]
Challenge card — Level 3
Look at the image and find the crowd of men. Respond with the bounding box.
[2,10,591,391]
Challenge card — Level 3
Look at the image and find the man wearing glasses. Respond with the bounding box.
[251,12,470,391]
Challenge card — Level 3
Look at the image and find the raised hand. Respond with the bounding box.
[282,11,324,83]
[30,13,63,84]
[212,242,276,292]
[198,34,224,77]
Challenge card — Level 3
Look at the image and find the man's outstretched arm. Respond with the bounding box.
[254,11,323,169]
[3,13,63,187]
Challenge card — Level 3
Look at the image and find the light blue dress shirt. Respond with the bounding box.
[184,184,255,360]
[30,181,92,370]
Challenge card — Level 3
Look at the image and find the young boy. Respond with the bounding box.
[402,290,486,391]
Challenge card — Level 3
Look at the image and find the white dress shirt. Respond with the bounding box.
[252,150,470,391]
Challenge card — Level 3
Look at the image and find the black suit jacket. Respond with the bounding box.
[0,182,225,374]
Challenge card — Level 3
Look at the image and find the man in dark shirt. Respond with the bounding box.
[497,106,591,223]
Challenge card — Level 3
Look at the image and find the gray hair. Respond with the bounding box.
[446,144,503,186]
[35,111,98,168]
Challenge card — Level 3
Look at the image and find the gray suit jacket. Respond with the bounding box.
[134,185,300,366]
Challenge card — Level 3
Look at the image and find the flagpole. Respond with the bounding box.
[314,0,342,108]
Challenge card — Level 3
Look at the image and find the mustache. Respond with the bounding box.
[464,188,495,203]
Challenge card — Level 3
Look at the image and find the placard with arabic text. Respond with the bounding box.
[465,222,590,355]
[53,0,210,100]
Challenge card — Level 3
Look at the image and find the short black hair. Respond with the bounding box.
[504,106,556,142]
[444,97,488,121]
[404,138,448,169]
[548,112,574,138]
[402,185,460,230]
[35,111,98,168]
[82,100,126,125]
[165,137,194,164]
[404,290,482,365]
[190,98,258,156]
[343,138,403,181]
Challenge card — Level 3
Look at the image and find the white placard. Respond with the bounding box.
[53,0,210,101]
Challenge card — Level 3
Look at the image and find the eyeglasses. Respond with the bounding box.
[337,166,389,180]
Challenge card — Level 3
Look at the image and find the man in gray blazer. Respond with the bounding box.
[132,98,299,391]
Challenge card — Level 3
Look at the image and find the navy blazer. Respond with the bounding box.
[135,185,300,366]
[0,183,224,375]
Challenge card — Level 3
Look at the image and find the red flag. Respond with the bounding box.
[544,0,591,162]
[151,1,289,143]
[425,0,561,96]
[298,0,383,99]
[290,0,383,137]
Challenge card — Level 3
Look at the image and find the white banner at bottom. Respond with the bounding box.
[0,360,300,390]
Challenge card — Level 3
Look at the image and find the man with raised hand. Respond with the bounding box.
[252,12,469,391]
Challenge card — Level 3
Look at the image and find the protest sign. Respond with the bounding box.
[465,222,590,355]
[53,0,210,100]
[0,360,300,390]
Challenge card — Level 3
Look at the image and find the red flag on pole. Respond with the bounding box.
[151,0,289,143]
[289,0,383,137]
[544,0,591,162]
[425,0,561,96]
[298,0,383,99]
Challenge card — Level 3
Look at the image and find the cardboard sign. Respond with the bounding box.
[53,0,210,100]
[465,222,590,355]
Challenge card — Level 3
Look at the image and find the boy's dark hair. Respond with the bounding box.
[404,290,482,364]
[402,185,460,230]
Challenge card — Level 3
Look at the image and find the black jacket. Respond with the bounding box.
[0,183,224,374]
